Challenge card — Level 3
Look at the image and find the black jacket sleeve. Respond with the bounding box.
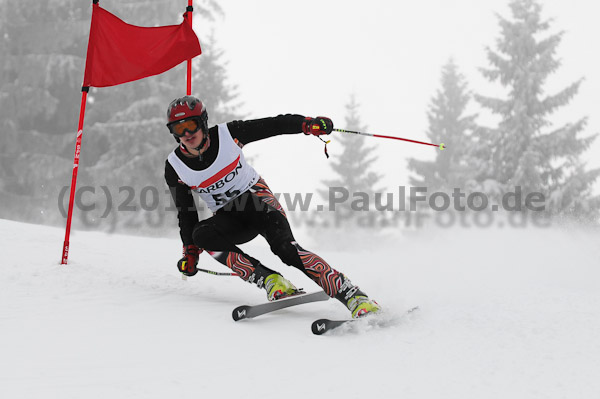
[226,114,305,145]
[164,160,198,246]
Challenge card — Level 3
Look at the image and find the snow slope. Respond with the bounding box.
[1,219,600,399]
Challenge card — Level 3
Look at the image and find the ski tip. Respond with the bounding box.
[232,306,250,321]
[311,319,331,335]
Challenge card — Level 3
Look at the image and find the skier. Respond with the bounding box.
[164,96,380,318]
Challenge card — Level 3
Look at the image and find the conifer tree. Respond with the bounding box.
[475,0,599,220]
[193,35,243,124]
[0,0,88,136]
[318,96,382,229]
[408,58,478,191]
[0,0,88,223]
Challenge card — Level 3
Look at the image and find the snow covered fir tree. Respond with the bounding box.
[317,96,384,235]
[0,0,89,223]
[408,58,478,192]
[474,0,600,222]
[192,35,242,125]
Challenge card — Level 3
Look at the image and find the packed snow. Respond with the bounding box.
[1,218,599,398]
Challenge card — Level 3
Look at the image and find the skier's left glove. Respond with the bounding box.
[302,116,333,136]
[177,244,201,276]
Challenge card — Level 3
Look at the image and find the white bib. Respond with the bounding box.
[167,123,260,211]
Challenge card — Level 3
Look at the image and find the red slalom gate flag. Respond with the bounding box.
[83,3,201,87]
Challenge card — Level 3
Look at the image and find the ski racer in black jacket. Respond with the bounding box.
[164,96,379,318]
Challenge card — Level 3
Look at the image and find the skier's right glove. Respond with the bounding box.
[177,244,201,276]
[302,116,333,136]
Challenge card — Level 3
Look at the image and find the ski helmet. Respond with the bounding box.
[166,96,208,137]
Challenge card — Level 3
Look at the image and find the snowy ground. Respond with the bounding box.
[1,218,600,399]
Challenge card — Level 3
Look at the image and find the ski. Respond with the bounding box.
[311,306,419,335]
[232,290,330,321]
[311,318,349,335]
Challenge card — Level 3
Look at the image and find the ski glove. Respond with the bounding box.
[177,244,201,276]
[302,116,333,136]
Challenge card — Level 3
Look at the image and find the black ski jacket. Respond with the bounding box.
[164,114,305,245]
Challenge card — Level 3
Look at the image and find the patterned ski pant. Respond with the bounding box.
[192,178,347,298]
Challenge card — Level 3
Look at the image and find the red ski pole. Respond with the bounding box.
[333,128,446,150]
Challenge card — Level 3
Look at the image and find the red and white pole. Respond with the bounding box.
[61,87,89,264]
[186,0,193,95]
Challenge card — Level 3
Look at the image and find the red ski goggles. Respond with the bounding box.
[167,118,202,137]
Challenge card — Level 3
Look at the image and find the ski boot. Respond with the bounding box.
[264,273,304,301]
[348,295,381,318]
[335,275,381,318]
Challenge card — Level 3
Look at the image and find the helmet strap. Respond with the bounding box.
[178,129,210,159]
[173,127,209,160]
[179,142,190,155]
[194,131,209,153]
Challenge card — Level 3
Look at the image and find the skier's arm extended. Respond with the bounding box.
[227,114,333,145]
